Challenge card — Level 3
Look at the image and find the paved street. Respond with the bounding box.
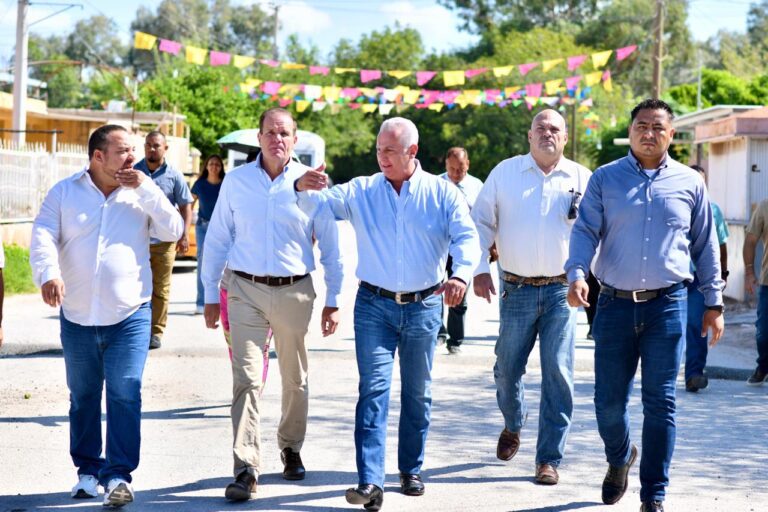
[1,223,766,511]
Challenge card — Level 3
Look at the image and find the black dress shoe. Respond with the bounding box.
[399,473,425,496]
[345,484,383,511]
[281,447,306,480]
[225,471,257,502]
[640,500,664,511]
[602,444,638,505]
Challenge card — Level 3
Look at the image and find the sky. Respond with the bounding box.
[0,0,755,68]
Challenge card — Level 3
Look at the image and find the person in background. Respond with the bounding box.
[743,197,768,385]
[684,164,729,392]
[191,155,225,315]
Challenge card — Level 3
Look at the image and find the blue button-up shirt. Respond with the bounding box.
[565,151,724,306]
[134,158,193,244]
[301,162,480,292]
[201,156,343,307]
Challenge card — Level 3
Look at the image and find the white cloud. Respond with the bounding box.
[378,1,476,52]
[241,0,332,36]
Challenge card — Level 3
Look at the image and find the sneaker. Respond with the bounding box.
[747,367,768,386]
[71,474,99,499]
[447,345,461,354]
[149,335,162,350]
[103,478,134,508]
[195,305,204,315]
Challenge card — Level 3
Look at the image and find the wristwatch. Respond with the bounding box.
[706,305,725,313]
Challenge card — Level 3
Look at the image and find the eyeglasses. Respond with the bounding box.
[567,189,582,220]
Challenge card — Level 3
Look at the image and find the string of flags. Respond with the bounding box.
[134,31,636,87]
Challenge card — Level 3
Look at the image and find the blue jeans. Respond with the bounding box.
[60,302,151,485]
[353,286,442,487]
[756,286,768,372]
[495,281,576,466]
[195,219,209,307]
[593,285,686,503]
[685,276,708,380]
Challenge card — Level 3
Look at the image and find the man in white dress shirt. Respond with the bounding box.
[472,109,591,486]
[437,147,483,353]
[202,108,343,502]
[30,125,184,507]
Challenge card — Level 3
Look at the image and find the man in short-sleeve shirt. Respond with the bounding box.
[743,198,768,385]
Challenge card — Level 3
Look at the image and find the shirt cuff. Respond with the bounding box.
[474,257,491,276]
[451,266,474,286]
[567,268,586,284]
[325,293,340,308]
[39,267,62,287]
[204,286,221,304]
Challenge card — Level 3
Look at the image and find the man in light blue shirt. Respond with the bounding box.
[201,108,343,503]
[296,117,480,510]
[566,99,724,512]
[437,146,483,354]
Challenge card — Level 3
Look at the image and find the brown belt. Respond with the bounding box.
[233,270,308,287]
[501,271,568,286]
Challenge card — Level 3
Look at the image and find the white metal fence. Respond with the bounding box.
[0,140,88,221]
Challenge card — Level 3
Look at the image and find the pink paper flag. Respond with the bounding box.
[442,90,461,105]
[567,55,587,71]
[278,98,293,107]
[260,59,279,68]
[414,103,429,109]
[616,45,637,61]
[158,39,182,55]
[416,71,437,86]
[210,51,231,67]
[360,69,382,83]
[310,65,330,75]
[422,90,440,105]
[602,70,612,81]
[518,62,538,76]
[348,104,361,110]
[565,75,582,90]
[341,87,361,99]
[465,68,488,78]
[262,81,282,95]
[484,89,501,102]
[525,82,542,98]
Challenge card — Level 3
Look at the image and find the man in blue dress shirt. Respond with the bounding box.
[296,117,480,511]
[565,99,724,512]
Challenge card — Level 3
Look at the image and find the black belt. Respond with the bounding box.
[600,281,686,303]
[360,281,441,305]
[233,270,308,287]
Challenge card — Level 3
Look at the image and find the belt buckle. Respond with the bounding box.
[394,292,406,305]
[631,289,648,303]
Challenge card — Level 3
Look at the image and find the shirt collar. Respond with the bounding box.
[255,152,292,177]
[627,149,669,173]
[135,158,167,175]
[524,153,575,177]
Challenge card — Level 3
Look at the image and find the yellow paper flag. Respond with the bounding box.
[492,65,514,78]
[591,50,612,69]
[388,70,412,79]
[428,103,445,112]
[361,104,378,114]
[443,70,465,87]
[185,46,207,65]
[542,58,563,73]
[545,79,562,95]
[323,86,341,102]
[232,55,256,69]
[335,67,357,74]
[584,71,602,87]
[295,100,311,113]
[282,62,307,70]
[602,76,613,92]
[504,86,521,97]
[134,32,157,50]
[403,90,421,105]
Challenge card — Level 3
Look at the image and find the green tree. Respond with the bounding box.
[65,15,127,67]
[437,0,598,33]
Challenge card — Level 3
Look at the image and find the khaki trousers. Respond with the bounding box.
[149,242,177,338]
[227,272,316,477]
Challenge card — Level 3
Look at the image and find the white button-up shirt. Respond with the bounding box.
[201,156,343,307]
[30,168,184,326]
[439,172,484,209]
[472,153,591,277]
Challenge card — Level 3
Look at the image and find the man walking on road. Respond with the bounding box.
[201,108,343,503]
[437,147,483,354]
[566,99,724,512]
[29,125,183,507]
[742,197,768,385]
[296,117,480,511]
[134,131,193,349]
[472,109,591,486]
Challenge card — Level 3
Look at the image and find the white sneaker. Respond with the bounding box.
[103,478,134,508]
[71,474,99,499]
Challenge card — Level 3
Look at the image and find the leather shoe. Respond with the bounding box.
[685,374,709,393]
[281,447,305,480]
[225,471,257,502]
[535,463,559,485]
[602,444,638,505]
[497,428,520,461]
[640,500,664,511]
[399,473,425,496]
[345,484,383,511]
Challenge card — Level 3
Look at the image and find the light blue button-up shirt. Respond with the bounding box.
[566,151,724,306]
[301,162,480,292]
[201,156,343,307]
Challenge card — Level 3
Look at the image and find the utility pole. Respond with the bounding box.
[651,0,664,99]
[12,0,29,146]
[272,2,280,61]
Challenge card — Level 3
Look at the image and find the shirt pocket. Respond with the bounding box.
[663,196,691,230]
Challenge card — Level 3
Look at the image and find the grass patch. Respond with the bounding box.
[3,244,37,295]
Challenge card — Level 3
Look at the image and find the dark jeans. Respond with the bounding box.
[593,285,686,503]
[60,302,151,486]
[438,255,467,347]
[756,286,768,372]
[585,273,601,331]
[685,276,708,380]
